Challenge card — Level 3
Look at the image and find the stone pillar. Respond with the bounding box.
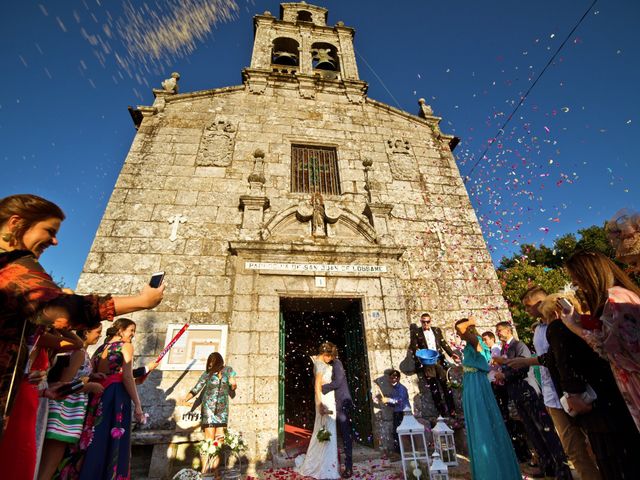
[364,203,394,245]
[147,443,175,479]
[239,196,269,239]
[239,149,270,239]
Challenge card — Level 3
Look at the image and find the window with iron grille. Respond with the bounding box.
[291,145,341,195]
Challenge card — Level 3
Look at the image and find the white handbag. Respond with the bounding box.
[560,384,597,417]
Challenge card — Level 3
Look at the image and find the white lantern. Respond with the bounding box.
[396,407,431,480]
[429,451,449,480]
[432,416,457,466]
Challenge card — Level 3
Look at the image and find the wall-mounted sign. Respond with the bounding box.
[160,324,228,371]
[245,261,388,273]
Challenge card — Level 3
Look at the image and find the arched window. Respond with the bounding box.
[296,10,313,22]
[311,42,340,79]
[271,37,300,67]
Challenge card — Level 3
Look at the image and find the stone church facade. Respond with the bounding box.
[77,2,511,476]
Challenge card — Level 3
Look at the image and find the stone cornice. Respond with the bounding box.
[160,85,245,104]
[365,97,441,130]
[129,82,457,143]
[228,241,405,259]
[254,15,354,35]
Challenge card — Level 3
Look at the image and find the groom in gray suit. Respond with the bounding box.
[320,342,354,479]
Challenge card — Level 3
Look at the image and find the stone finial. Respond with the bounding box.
[263,10,272,16]
[336,21,345,27]
[418,97,433,117]
[161,72,180,93]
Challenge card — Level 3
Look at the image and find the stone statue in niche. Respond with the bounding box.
[196,120,237,167]
[385,138,418,181]
[296,193,338,238]
[311,192,326,236]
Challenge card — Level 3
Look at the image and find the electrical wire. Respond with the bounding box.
[354,46,403,109]
[463,0,599,183]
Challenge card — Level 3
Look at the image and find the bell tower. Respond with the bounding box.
[243,2,367,101]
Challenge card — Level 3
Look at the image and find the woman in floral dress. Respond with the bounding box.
[183,352,237,475]
[56,318,144,480]
[562,251,640,431]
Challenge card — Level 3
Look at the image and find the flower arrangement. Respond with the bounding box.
[223,429,248,455]
[199,438,222,461]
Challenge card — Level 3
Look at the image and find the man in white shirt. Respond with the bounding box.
[410,313,459,417]
[520,286,601,480]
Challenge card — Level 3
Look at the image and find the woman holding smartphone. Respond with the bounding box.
[0,193,165,440]
[56,318,144,479]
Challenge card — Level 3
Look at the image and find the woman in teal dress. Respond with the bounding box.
[454,318,521,480]
[183,352,237,475]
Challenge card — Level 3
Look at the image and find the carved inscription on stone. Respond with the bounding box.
[196,120,237,167]
[385,138,418,181]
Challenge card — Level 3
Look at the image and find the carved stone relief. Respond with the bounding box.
[385,138,418,181]
[196,120,237,167]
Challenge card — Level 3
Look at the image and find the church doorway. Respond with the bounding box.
[278,297,374,451]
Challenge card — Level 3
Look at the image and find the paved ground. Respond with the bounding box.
[253,455,562,480]
[255,455,472,480]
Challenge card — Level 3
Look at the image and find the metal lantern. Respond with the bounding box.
[396,407,431,480]
[432,416,457,466]
[429,451,449,480]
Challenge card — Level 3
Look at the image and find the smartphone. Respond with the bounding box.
[149,271,165,288]
[558,297,573,312]
[55,379,85,397]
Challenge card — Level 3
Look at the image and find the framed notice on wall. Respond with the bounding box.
[160,324,228,371]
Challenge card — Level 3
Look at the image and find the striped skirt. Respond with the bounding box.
[45,392,88,443]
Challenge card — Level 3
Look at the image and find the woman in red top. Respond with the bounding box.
[0,194,165,476]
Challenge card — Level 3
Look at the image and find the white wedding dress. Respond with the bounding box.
[294,356,340,479]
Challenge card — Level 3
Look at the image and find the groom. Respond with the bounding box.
[320,342,354,478]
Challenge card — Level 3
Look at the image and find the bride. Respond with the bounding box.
[295,343,340,479]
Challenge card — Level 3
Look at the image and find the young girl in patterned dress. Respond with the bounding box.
[183,352,237,476]
[37,324,104,480]
[55,318,144,480]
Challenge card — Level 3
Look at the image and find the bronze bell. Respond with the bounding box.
[272,50,298,66]
[312,48,336,71]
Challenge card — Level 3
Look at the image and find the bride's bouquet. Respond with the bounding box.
[316,426,331,442]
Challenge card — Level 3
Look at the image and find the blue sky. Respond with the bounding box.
[2,0,638,286]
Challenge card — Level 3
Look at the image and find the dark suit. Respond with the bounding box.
[321,358,353,470]
[543,320,640,480]
[409,325,456,416]
[502,337,571,479]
